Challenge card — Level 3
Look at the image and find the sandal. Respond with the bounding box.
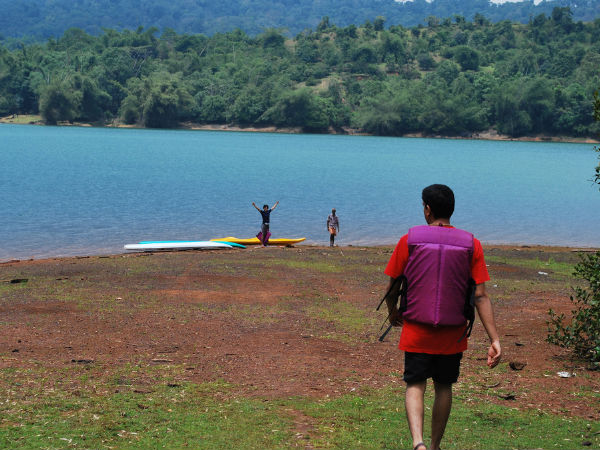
[413,443,427,450]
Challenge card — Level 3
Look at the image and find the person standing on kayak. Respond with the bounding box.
[327,208,339,247]
[252,201,279,246]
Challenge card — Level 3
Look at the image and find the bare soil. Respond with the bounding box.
[0,245,598,421]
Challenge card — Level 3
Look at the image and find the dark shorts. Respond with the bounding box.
[403,352,463,384]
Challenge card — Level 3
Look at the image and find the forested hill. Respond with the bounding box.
[0,0,599,39]
[2,7,599,139]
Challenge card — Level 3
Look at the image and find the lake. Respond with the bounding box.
[1,124,599,261]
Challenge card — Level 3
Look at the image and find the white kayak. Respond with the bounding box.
[124,241,233,251]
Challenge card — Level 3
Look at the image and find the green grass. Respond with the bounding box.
[486,255,576,279]
[0,114,42,124]
[288,387,599,450]
[306,298,380,342]
[269,259,343,273]
[3,378,597,450]
[0,381,292,449]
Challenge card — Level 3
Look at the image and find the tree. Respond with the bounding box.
[436,60,460,84]
[74,75,111,122]
[417,53,436,71]
[353,88,420,136]
[373,16,385,32]
[261,88,329,132]
[453,46,479,71]
[39,80,78,124]
[120,72,194,127]
[228,86,268,124]
[316,17,331,33]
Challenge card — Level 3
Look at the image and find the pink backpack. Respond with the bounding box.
[401,225,474,328]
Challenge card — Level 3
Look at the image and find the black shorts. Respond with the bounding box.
[403,352,463,384]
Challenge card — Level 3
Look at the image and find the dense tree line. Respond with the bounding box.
[0,0,599,40]
[1,8,599,138]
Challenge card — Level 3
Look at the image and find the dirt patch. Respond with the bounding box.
[0,245,598,421]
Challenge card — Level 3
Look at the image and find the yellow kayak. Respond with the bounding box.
[211,237,306,246]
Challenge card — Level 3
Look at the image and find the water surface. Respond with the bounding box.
[1,124,598,260]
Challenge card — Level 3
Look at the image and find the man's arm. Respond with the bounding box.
[474,283,502,368]
[271,200,280,210]
[252,202,261,212]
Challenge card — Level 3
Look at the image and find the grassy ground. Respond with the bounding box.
[1,377,597,449]
[0,114,42,124]
[1,246,598,449]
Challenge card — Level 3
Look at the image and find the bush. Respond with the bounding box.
[547,252,600,367]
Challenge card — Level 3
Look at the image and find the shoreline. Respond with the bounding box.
[1,243,598,266]
[2,116,598,144]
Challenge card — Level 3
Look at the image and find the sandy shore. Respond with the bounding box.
[1,243,597,267]
[2,115,598,144]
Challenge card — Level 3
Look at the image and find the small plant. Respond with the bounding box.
[547,252,600,368]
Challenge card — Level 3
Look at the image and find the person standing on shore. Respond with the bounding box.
[326,208,339,247]
[252,201,279,246]
[383,184,501,450]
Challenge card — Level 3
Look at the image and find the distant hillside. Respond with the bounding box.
[2,7,599,138]
[0,0,599,40]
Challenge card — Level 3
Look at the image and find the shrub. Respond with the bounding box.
[547,252,600,367]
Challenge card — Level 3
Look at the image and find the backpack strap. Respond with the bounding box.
[458,278,476,342]
[376,275,408,342]
[398,274,408,314]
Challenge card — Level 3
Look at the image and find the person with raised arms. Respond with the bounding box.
[252,201,279,246]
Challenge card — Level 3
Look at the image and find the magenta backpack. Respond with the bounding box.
[401,225,475,329]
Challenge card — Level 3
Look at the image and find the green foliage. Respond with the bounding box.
[262,88,330,132]
[38,80,78,124]
[547,95,600,365]
[548,252,600,367]
[453,45,480,71]
[2,9,600,137]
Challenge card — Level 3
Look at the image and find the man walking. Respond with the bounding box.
[383,184,501,450]
[327,208,340,247]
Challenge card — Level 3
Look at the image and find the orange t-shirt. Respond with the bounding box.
[384,227,490,355]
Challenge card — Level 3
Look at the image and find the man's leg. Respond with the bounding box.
[330,232,334,246]
[430,381,452,450]
[405,381,427,449]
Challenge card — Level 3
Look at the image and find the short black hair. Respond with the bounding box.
[422,184,455,219]
[263,204,269,209]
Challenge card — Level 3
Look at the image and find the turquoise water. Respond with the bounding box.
[1,124,599,260]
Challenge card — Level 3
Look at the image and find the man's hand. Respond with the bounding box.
[487,340,501,368]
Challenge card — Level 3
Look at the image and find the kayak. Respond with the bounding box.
[124,241,233,251]
[211,237,306,246]
[140,240,246,249]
